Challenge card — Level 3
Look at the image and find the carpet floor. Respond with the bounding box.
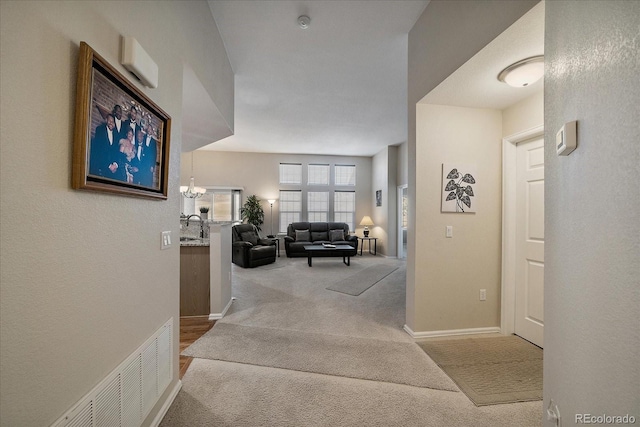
[326,264,399,295]
[161,257,543,426]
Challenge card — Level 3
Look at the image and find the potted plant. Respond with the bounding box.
[199,206,210,220]
[240,195,265,231]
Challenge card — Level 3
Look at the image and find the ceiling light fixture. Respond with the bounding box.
[180,152,206,198]
[298,15,310,30]
[497,55,544,87]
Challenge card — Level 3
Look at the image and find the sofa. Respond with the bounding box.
[232,224,277,268]
[284,222,358,257]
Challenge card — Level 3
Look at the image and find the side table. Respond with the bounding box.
[358,237,378,256]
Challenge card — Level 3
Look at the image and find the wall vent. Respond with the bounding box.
[52,318,173,427]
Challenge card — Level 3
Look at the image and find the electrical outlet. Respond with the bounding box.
[479,289,486,301]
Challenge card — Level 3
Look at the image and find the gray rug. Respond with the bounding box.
[182,322,457,391]
[418,336,543,406]
[326,264,399,296]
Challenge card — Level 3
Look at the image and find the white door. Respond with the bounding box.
[515,136,544,347]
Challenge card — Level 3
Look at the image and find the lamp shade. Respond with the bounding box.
[359,216,374,227]
[268,199,276,205]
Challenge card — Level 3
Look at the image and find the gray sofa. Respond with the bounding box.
[284,222,358,257]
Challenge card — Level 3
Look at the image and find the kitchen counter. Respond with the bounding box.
[180,237,210,247]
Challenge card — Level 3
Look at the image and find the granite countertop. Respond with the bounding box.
[180,237,210,247]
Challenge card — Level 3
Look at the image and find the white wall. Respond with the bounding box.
[503,91,543,138]
[413,104,503,332]
[543,1,640,423]
[183,151,372,236]
[406,0,539,333]
[371,146,398,257]
[0,1,233,426]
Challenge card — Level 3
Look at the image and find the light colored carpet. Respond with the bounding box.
[326,264,399,295]
[182,322,457,390]
[161,359,543,427]
[162,257,542,426]
[418,336,543,406]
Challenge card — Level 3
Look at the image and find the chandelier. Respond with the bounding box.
[180,176,206,198]
[180,152,206,198]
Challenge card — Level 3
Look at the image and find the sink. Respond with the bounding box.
[180,237,199,242]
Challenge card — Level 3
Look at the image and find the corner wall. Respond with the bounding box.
[406,0,538,333]
[543,1,640,423]
[372,146,398,257]
[0,1,233,426]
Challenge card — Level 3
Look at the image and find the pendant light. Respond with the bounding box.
[180,152,206,198]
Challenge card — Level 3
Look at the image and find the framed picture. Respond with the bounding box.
[72,42,171,199]
[441,163,477,213]
[375,190,382,207]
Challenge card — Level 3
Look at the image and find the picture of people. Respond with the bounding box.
[87,67,164,190]
[72,42,170,199]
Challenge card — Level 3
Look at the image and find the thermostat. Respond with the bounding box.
[556,120,577,156]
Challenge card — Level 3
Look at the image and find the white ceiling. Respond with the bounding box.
[200,0,428,156]
[421,2,544,108]
[196,1,544,157]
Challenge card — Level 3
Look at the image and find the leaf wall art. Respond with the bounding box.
[441,164,477,213]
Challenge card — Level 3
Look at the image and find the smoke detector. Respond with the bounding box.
[298,15,310,29]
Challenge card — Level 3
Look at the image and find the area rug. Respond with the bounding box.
[326,264,399,296]
[418,335,543,406]
[182,322,458,391]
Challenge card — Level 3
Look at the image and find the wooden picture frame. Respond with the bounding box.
[72,42,171,199]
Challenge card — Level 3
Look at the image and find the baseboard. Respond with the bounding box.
[209,297,234,320]
[150,380,182,427]
[403,324,501,339]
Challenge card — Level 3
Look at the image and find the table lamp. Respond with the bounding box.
[359,216,374,237]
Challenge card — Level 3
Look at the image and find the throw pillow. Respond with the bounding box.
[295,229,311,242]
[311,231,329,241]
[240,231,259,246]
[329,229,345,242]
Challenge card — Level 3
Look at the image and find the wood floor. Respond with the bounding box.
[179,316,216,379]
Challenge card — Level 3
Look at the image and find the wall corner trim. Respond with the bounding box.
[404,325,501,339]
[209,296,234,320]
[150,380,182,427]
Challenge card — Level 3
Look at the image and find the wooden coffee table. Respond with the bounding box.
[303,244,354,267]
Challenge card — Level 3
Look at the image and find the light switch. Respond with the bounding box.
[161,231,172,250]
[446,226,453,238]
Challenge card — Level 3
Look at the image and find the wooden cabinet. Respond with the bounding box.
[180,246,210,316]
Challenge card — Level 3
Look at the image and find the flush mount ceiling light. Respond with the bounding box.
[498,55,544,87]
[298,15,310,29]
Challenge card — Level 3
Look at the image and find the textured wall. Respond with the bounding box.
[543,1,640,424]
[0,1,232,426]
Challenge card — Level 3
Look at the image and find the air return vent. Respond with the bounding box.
[52,319,173,427]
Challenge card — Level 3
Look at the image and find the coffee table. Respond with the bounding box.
[303,244,354,267]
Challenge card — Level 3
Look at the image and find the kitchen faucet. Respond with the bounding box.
[186,214,204,238]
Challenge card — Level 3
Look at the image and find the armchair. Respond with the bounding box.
[231,224,277,268]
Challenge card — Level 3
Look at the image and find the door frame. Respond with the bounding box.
[397,184,408,259]
[501,125,544,335]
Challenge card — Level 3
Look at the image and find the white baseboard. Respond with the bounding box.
[209,297,234,320]
[403,324,501,339]
[150,380,182,427]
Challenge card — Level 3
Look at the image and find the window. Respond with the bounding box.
[279,163,302,185]
[308,191,329,222]
[279,190,302,232]
[334,191,355,231]
[335,165,356,186]
[308,164,329,185]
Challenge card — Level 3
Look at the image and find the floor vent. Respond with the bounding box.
[52,318,173,427]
